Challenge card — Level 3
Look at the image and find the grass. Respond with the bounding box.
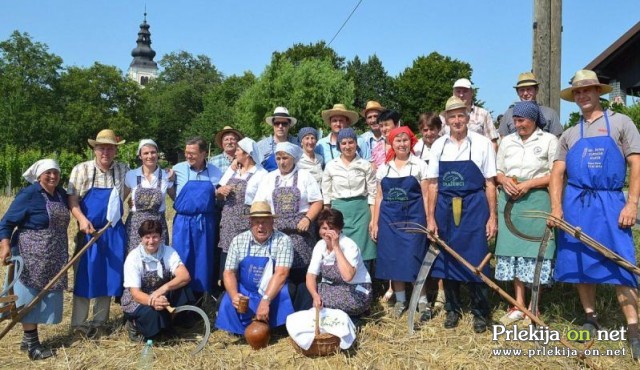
[1,195,639,369]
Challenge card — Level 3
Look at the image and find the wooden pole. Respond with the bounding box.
[533,0,562,115]
[550,0,562,115]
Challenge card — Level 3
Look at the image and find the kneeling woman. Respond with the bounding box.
[121,220,192,341]
[306,209,372,316]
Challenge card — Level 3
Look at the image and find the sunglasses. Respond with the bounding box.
[273,121,290,127]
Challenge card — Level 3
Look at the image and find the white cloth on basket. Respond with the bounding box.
[286,307,356,350]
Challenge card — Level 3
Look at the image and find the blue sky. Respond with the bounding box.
[1,0,638,124]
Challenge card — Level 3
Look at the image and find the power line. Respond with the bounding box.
[328,0,364,46]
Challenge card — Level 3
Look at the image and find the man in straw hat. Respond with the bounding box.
[257,106,300,172]
[215,201,295,334]
[359,100,386,161]
[209,126,243,174]
[169,137,222,298]
[67,129,129,339]
[426,96,497,333]
[317,103,370,165]
[498,72,563,137]
[443,78,499,151]
[549,69,640,358]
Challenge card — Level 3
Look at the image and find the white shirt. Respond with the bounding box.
[497,128,558,180]
[253,167,323,213]
[322,156,376,205]
[307,235,371,285]
[123,245,183,288]
[375,154,430,183]
[426,130,497,179]
[297,152,324,186]
[413,140,434,162]
[219,165,268,205]
[124,167,174,212]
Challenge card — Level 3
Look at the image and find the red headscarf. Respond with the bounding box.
[385,126,417,163]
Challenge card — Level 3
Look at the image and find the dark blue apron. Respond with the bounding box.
[75,169,126,298]
[215,238,294,334]
[431,142,490,282]
[554,111,637,287]
[172,168,217,293]
[375,163,427,282]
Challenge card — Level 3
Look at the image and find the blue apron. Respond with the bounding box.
[375,164,427,282]
[554,111,637,287]
[431,144,490,282]
[262,140,278,172]
[75,169,126,298]
[215,238,294,334]
[172,169,217,293]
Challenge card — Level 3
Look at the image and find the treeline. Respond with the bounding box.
[1,31,476,164]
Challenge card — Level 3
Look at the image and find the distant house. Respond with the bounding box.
[585,21,640,105]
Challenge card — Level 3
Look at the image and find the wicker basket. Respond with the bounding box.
[290,306,341,357]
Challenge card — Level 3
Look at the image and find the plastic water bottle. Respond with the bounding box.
[137,339,154,369]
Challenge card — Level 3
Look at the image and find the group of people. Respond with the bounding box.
[2,68,640,360]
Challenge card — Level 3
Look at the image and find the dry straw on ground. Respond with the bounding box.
[0,196,638,369]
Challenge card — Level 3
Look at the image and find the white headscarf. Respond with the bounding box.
[237,137,262,165]
[137,139,159,156]
[275,142,302,162]
[22,159,60,184]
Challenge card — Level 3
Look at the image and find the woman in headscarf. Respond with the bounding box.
[306,208,372,317]
[124,139,174,253]
[495,101,558,324]
[297,127,324,186]
[216,137,268,283]
[254,142,323,310]
[121,220,192,341]
[370,126,429,318]
[0,159,69,360]
[322,128,377,272]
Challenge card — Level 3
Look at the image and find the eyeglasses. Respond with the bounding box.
[273,121,290,127]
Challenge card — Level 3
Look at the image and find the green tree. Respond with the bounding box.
[157,51,222,86]
[395,52,473,130]
[272,41,345,70]
[234,58,354,140]
[57,63,145,152]
[0,31,63,150]
[346,54,397,131]
[188,71,257,154]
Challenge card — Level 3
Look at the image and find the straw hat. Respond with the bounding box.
[265,107,298,126]
[361,100,385,117]
[88,129,125,147]
[444,96,467,112]
[247,201,277,218]
[560,69,612,102]
[321,104,359,125]
[214,126,243,149]
[513,72,539,88]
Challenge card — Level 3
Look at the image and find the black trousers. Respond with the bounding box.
[125,287,193,338]
[443,279,490,318]
[287,268,312,311]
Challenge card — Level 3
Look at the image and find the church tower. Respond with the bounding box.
[127,12,158,86]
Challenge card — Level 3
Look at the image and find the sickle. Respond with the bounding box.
[167,305,211,354]
[529,227,553,319]
[504,197,544,242]
[407,244,439,335]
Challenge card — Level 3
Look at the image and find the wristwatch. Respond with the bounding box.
[261,294,271,302]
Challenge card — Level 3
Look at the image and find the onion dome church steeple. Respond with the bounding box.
[127,12,158,86]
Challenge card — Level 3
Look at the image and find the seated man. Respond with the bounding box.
[215,201,295,334]
[121,220,193,341]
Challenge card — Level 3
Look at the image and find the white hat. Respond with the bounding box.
[237,137,262,165]
[265,107,298,126]
[275,142,302,162]
[137,139,158,156]
[22,159,60,184]
[453,78,472,89]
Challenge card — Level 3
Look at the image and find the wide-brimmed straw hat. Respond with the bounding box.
[514,72,539,88]
[321,104,359,125]
[560,69,612,102]
[265,107,298,126]
[247,201,277,218]
[214,126,243,148]
[444,96,467,112]
[361,100,385,117]
[88,129,125,147]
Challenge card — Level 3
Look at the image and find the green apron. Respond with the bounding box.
[496,186,555,259]
[331,196,376,261]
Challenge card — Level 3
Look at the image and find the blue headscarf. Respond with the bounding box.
[336,128,358,152]
[513,101,546,129]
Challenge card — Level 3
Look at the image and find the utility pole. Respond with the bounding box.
[532,0,562,115]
